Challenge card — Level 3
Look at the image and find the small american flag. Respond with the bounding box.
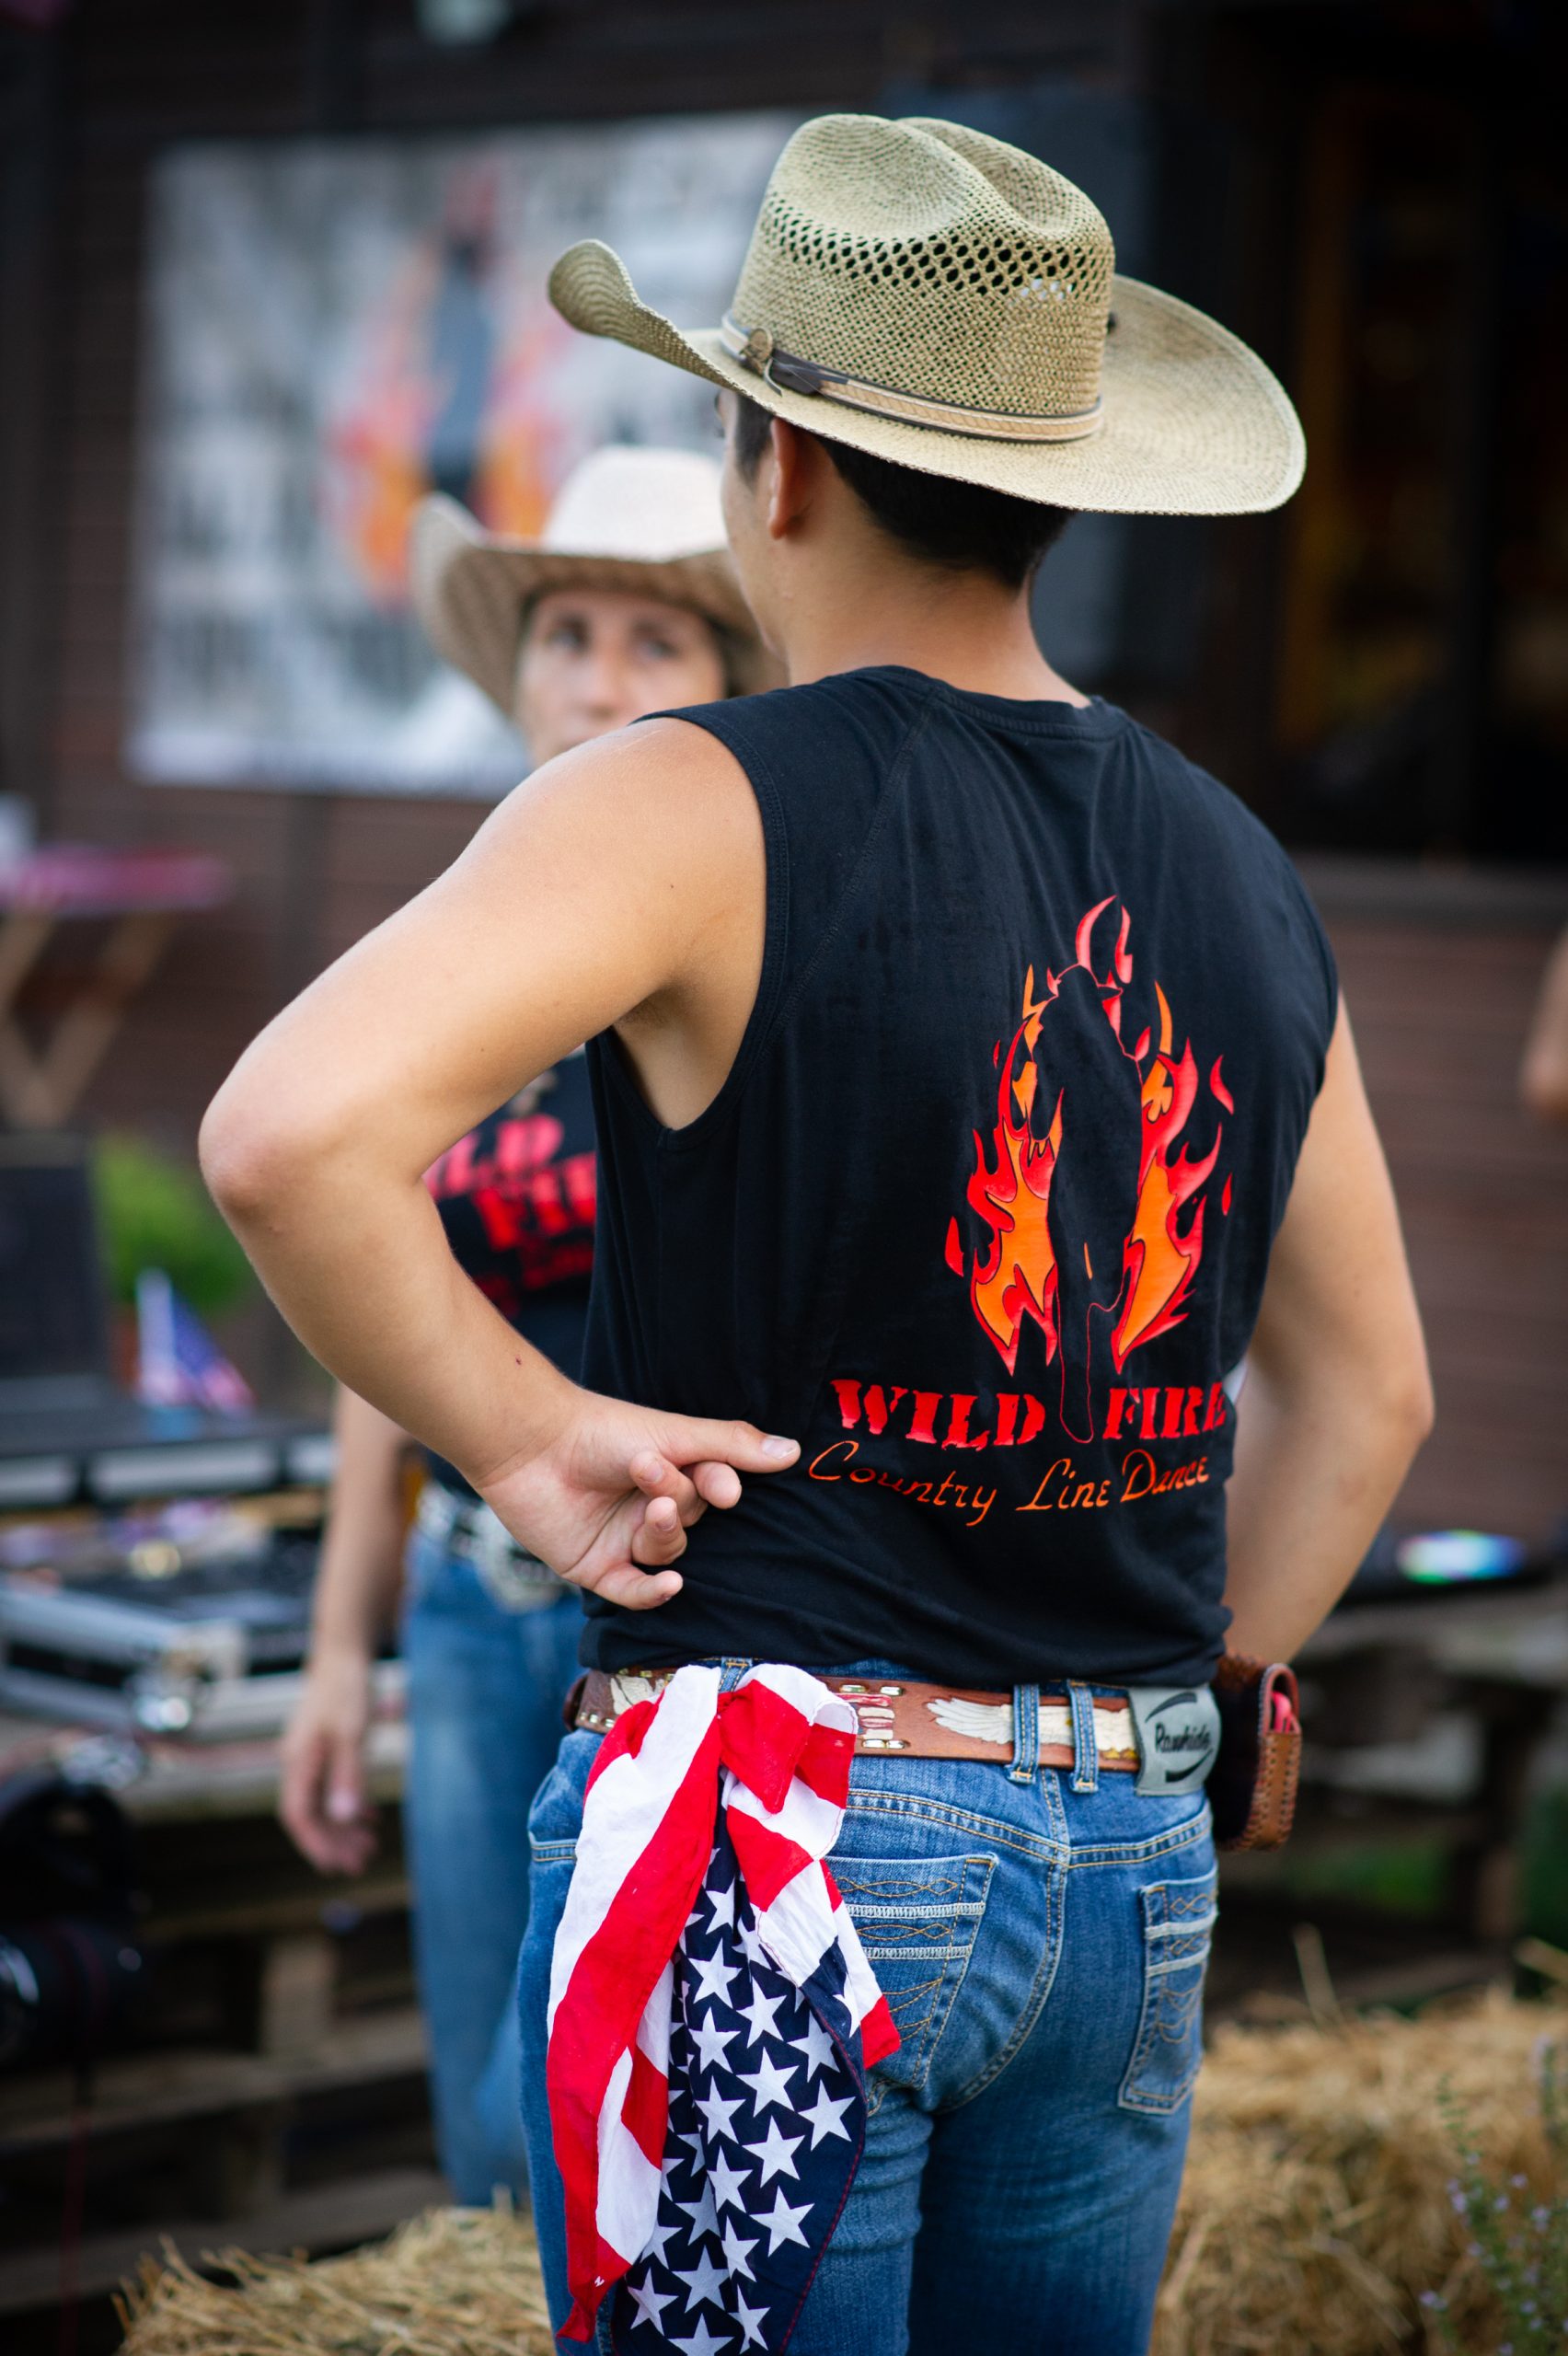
[134,1268,255,1414]
[546,1664,898,2351]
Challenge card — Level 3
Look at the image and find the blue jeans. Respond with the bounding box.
[401,1525,583,2203]
[518,1660,1216,2355]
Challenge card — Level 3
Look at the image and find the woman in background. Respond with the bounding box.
[277,446,767,2202]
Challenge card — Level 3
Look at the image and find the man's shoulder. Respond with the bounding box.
[494,715,762,901]
[660,665,932,732]
[647,669,935,803]
[1119,710,1299,871]
[1113,714,1336,1027]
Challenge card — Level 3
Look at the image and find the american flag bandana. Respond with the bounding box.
[546,1663,900,2350]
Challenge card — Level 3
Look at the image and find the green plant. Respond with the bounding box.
[92,1133,255,1318]
[1425,2042,1568,2352]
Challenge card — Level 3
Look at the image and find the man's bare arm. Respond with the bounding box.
[201,720,794,1610]
[1222,1004,1434,1659]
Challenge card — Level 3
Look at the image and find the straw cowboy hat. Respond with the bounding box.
[548,114,1305,517]
[409,447,771,716]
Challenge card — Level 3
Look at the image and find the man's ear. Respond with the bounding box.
[766,417,813,541]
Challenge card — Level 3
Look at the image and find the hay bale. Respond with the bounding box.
[118,2203,555,2356]
[117,1996,1561,2356]
[1155,1990,1562,2356]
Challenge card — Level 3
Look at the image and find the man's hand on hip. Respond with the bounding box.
[478,1394,800,1610]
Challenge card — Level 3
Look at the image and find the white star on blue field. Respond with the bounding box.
[613,1833,869,2355]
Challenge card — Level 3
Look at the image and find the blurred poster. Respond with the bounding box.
[128,114,792,794]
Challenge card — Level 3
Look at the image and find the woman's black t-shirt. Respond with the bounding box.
[422,1055,596,1496]
[582,668,1338,1687]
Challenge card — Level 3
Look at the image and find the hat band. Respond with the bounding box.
[721,316,1104,445]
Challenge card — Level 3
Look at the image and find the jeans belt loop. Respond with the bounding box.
[1009,1681,1040,1784]
[1067,1680,1101,1793]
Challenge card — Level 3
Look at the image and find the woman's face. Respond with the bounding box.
[515,588,728,763]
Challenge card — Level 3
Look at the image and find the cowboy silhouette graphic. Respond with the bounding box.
[952,894,1231,1443]
[1027,944,1144,1444]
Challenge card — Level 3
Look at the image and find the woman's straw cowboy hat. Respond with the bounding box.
[410,447,770,718]
[548,114,1305,517]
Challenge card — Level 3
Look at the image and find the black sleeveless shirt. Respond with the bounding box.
[581,669,1337,1687]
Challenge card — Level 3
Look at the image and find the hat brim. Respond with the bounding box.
[548,241,1305,518]
[409,493,776,720]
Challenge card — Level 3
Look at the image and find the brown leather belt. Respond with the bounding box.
[571,1668,1140,1769]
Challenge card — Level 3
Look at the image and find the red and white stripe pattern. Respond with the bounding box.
[547,1663,898,2343]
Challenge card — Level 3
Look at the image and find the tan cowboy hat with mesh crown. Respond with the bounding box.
[548,114,1305,517]
[409,446,772,718]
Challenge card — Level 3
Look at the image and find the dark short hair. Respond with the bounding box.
[731,393,1071,590]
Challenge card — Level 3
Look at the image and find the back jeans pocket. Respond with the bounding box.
[525,1728,596,1865]
[1118,1867,1217,2115]
[830,1851,994,2105]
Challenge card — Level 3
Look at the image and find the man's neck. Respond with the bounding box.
[775,551,1089,707]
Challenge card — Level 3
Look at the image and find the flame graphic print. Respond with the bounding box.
[945,897,1232,1439]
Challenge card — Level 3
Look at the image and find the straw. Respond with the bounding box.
[117,2203,555,2356]
[1154,1988,1562,2354]
[118,1993,1562,2356]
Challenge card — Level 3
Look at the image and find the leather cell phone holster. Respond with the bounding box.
[1209,1654,1302,1851]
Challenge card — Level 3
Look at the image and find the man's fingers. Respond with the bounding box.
[628,1451,702,1524]
[652,1418,799,1474]
[691,1460,743,1509]
[593,1562,684,1610]
[629,1451,745,1520]
[631,1494,692,1565]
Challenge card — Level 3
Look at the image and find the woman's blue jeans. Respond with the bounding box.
[518,1659,1216,2356]
[401,1525,583,2204]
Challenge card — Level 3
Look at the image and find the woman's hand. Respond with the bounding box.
[479,1393,800,1610]
[279,1644,380,1875]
